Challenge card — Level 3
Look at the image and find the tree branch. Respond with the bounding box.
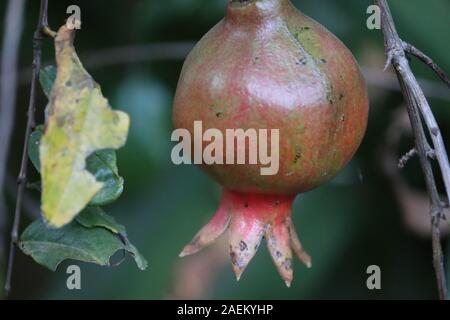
[4,0,49,297]
[403,42,450,90]
[398,148,417,169]
[0,0,26,293]
[375,0,448,300]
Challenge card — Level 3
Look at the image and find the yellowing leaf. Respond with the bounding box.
[40,25,130,227]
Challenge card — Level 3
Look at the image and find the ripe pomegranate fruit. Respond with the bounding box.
[172,0,369,286]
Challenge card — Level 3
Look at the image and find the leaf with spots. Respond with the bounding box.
[40,25,130,227]
[28,126,125,206]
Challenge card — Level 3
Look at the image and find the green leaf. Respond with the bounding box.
[28,125,44,172]
[39,65,57,98]
[122,241,148,271]
[86,150,124,206]
[76,206,126,235]
[28,126,125,206]
[76,207,148,270]
[19,209,148,271]
[39,26,130,227]
[19,219,125,271]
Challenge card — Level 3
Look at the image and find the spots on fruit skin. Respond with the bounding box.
[294,146,302,164]
[291,24,324,61]
[229,246,242,267]
[296,57,307,65]
[240,240,248,251]
[283,258,292,271]
[208,103,223,118]
[229,247,241,268]
[266,230,292,271]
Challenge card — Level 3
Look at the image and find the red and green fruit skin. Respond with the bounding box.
[172,0,369,285]
[173,0,368,195]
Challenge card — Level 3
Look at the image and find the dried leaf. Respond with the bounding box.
[29,126,125,206]
[40,25,130,227]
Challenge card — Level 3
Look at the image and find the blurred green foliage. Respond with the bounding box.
[1,0,449,299]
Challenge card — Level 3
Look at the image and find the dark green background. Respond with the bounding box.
[1,0,450,299]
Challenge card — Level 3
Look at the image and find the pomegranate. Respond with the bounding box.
[172,0,369,285]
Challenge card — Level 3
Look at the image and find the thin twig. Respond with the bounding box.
[403,42,450,90]
[4,0,49,297]
[4,174,41,219]
[398,144,437,169]
[398,148,417,169]
[375,0,448,300]
[0,0,26,288]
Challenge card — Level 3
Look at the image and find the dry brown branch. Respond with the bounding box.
[375,0,450,299]
[4,0,49,297]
